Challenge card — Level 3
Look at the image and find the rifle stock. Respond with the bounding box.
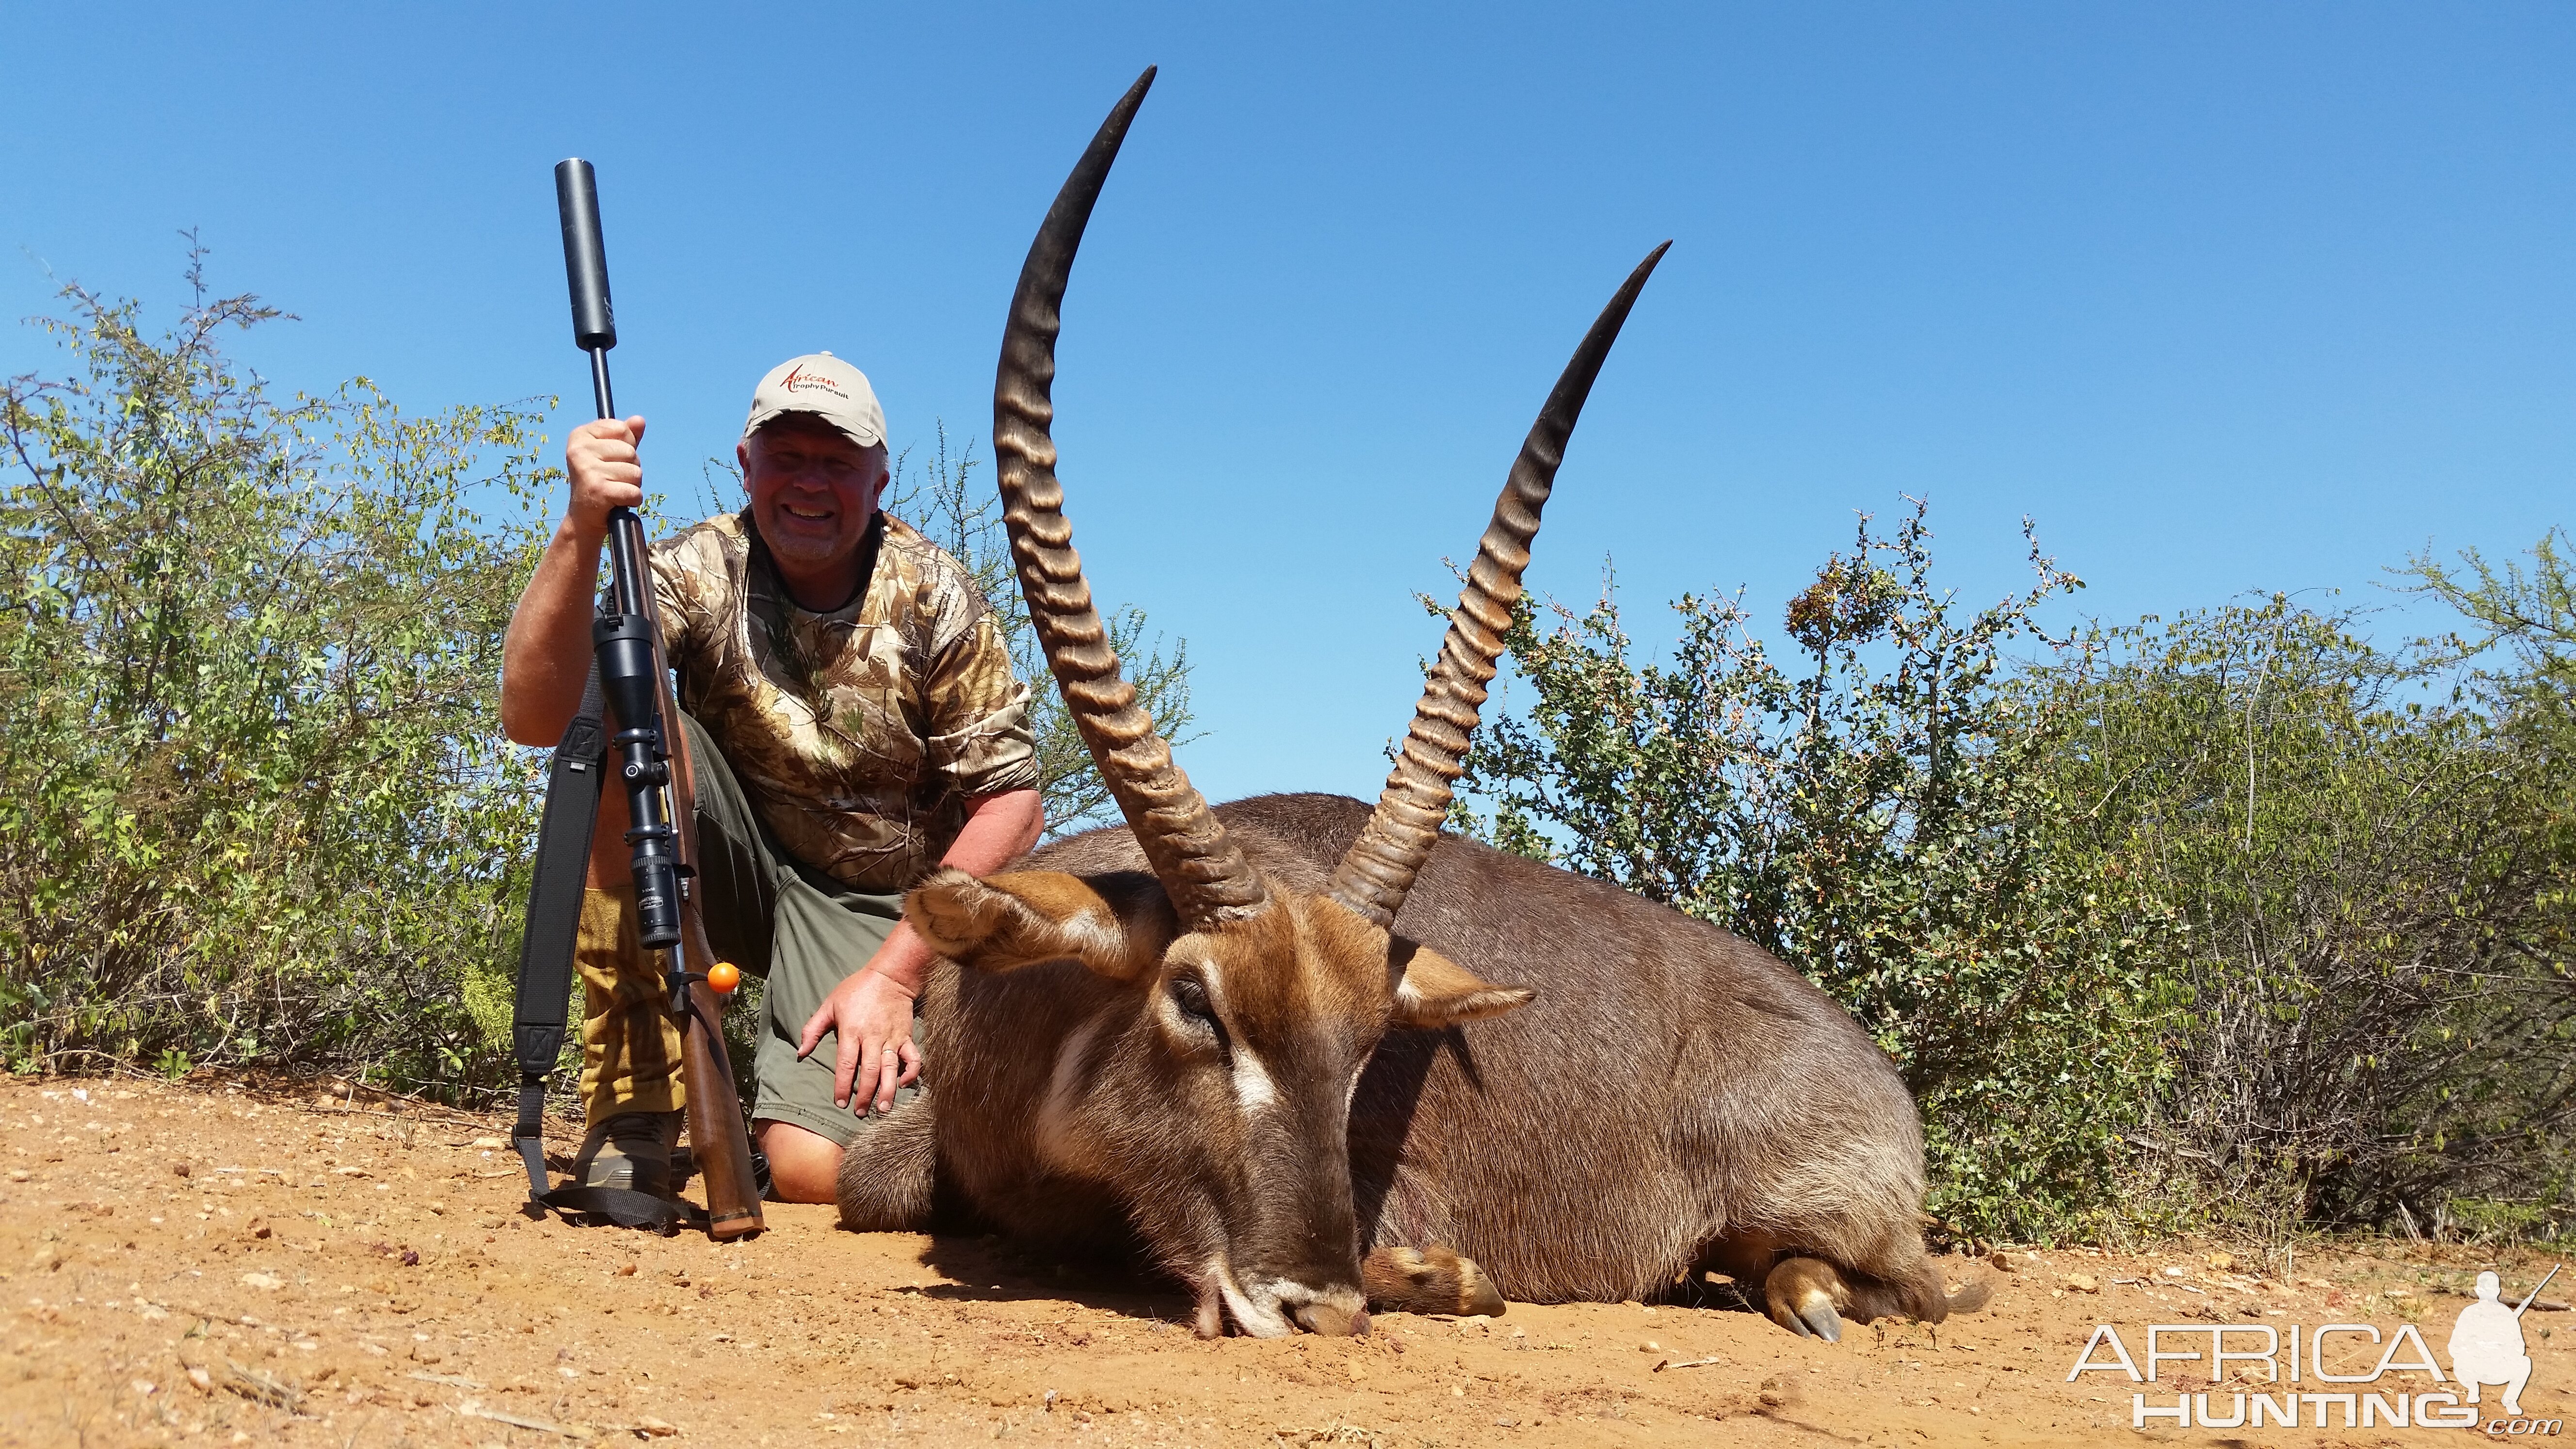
[647,603,765,1240]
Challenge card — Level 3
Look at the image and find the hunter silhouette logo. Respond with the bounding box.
[2070,1264,2562,1432]
[2451,1266,2557,1418]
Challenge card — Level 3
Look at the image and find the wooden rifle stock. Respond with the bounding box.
[643,598,765,1240]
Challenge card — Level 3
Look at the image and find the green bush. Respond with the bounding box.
[1455,496,2576,1243]
[1453,499,2176,1241]
[2046,581,2576,1239]
[0,258,549,1100]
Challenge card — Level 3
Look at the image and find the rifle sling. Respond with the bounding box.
[510,668,709,1231]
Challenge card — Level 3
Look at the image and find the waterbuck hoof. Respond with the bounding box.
[1293,1302,1369,1336]
[1796,1299,1843,1342]
[1764,1256,1851,1343]
[1362,1244,1504,1317]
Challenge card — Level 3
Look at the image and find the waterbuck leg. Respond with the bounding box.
[1764,1256,1850,1342]
[1834,1260,1995,1325]
[834,1095,938,1232]
[1193,1282,1224,1340]
[1942,1272,1994,1317]
[1291,1301,1371,1336]
[1363,1245,1505,1317]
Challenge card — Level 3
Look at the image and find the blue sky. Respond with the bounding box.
[6,3,2569,805]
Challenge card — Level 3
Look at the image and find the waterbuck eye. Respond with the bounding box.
[1169,975,1217,1028]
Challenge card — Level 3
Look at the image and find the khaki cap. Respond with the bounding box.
[743,352,886,450]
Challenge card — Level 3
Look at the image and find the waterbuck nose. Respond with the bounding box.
[1291,1302,1369,1336]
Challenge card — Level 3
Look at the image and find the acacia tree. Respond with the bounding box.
[876,427,1193,837]
[0,255,548,1095]
[1454,499,2174,1240]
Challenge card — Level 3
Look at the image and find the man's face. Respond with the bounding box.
[740,416,889,582]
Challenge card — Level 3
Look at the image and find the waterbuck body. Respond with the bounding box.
[842,793,1970,1336]
[835,68,1986,1340]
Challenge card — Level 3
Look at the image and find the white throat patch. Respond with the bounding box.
[1034,1015,1106,1175]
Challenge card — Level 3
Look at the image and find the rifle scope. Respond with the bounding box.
[554,158,685,962]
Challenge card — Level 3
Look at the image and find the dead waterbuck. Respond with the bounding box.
[837,68,1991,1342]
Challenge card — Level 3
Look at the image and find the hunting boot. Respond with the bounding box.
[570,1108,684,1197]
[573,883,687,1196]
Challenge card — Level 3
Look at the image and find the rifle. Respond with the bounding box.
[550,158,764,1240]
[2513,1263,2561,1316]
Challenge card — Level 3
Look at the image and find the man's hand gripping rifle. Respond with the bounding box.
[534,159,763,1240]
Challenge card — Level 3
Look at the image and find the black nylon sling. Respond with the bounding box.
[508,667,702,1234]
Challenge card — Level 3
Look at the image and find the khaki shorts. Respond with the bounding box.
[681,713,922,1148]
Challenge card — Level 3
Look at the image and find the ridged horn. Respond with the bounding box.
[993,67,1271,929]
[1329,242,1671,929]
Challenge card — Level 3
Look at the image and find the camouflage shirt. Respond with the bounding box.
[646,510,1037,893]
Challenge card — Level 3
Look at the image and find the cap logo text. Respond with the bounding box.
[777,363,851,401]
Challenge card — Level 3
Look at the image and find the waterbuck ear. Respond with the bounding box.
[1387,937,1535,1029]
[904,868,1173,982]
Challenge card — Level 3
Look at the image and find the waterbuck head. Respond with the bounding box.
[906,68,1665,1338]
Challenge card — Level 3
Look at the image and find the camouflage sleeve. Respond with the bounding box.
[645,529,718,691]
[923,607,1039,799]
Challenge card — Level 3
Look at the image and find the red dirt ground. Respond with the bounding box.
[0,1074,2564,1447]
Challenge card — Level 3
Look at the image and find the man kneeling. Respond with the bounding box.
[499,353,1042,1203]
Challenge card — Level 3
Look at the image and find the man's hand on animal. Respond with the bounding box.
[790,781,1046,1101]
[762,781,1044,1202]
[799,953,925,1112]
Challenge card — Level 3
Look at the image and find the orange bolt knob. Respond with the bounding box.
[707,961,741,996]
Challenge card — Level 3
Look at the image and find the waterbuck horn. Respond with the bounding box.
[992,67,1272,928]
[1328,242,1672,929]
